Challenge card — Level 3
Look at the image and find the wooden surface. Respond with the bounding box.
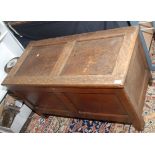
[3,26,138,87]
[2,26,150,131]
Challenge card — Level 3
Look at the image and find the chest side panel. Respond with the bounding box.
[124,38,150,113]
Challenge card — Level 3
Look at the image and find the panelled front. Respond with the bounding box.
[10,86,128,120]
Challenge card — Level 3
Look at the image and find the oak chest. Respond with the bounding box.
[2,26,151,131]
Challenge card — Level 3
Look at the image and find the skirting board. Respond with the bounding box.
[10,104,32,133]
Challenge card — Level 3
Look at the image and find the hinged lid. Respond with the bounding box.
[2,26,139,88]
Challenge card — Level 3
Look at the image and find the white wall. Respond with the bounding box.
[0,21,24,102]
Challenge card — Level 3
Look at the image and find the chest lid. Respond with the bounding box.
[3,26,139,87]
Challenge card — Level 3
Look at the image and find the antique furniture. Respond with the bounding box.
[2,26,151,131]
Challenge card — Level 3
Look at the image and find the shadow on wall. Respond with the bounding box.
[7,21,130,47]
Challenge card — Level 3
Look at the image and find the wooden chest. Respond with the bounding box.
[2,26,151,131]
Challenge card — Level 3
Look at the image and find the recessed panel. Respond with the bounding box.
[37,92,68,111]
[61,36,123,76]
[16,43,65,76]
[65,93,126,114]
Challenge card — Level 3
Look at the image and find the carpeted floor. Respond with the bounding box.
[24,82,155,133]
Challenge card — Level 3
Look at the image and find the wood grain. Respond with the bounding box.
[2,26,150,131]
